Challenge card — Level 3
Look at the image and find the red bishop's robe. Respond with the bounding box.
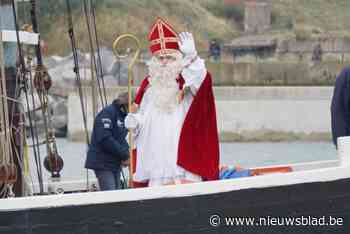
[131,72,219,187]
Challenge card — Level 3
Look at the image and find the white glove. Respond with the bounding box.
[125,113,139,129]
[178,32,197,57]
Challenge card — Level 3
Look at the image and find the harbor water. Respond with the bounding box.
[28,138,337,183]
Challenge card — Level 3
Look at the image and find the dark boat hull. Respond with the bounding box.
[1,177,350,234]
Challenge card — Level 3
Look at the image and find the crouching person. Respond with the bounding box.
[85,92,130,191]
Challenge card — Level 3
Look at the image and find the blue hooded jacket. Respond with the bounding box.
[331,67,350,147]
[85,101,129,171]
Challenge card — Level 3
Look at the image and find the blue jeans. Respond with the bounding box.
[94,170,121,191]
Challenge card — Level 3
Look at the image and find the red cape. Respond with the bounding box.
[132,72,219,186]
[177,72,219,181]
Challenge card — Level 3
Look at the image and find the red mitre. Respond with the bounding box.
[148,17,180,55]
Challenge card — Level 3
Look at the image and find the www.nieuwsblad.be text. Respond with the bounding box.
[209,215,344,227]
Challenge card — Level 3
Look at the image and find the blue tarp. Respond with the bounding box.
[220,167,251,179]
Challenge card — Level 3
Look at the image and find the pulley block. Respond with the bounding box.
[33,65,52,91]
[7,164,17,184]
[43,153,64,178]
[0,164,17,184]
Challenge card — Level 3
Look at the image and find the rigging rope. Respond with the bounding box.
[28,0,64,179]
[2,94,35,195]
[91,0,108,106]
[0,16,10,183]
[0,6,15,197]
[66,0,92,191]
[11,0,44,194]
[82,0,106,109]
[26,58,44,188]
[24,65,44,193]
[66,0,90,146]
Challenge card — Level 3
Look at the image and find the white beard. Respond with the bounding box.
[148,54,183,113]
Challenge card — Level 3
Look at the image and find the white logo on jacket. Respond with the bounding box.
[101,118,112,129]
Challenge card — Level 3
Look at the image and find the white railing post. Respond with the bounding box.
[337,136,350,165]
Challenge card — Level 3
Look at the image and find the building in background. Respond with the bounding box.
[224,0,271,34]
[244,0,271,34]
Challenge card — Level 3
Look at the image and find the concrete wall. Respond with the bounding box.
[67,87,129,142]
[215,87,332,141]
[277,37,350,54]
[68,87,334,142]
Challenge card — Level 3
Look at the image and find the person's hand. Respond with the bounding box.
[178,32,197,56]
[121,159,130,167]
[176,89,185,103]
[130,103,138,113]
[125,113,138,129]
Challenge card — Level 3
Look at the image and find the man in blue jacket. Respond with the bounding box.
[85,92,130,191]
[331,66,350,148]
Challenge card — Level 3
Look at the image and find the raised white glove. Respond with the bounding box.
[125,113,138,129]
[178,32,197,56]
